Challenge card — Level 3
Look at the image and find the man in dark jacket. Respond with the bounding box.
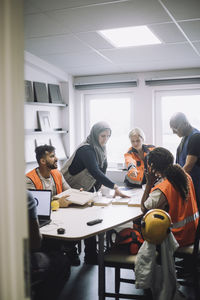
[170,112,200,210]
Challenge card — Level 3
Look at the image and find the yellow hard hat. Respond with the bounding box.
[141,209,172,245]
[51,200,60,211]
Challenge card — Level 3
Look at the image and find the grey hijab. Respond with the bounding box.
[86,121,111,168]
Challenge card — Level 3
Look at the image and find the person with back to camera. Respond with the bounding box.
[170,112,200,210]
[61,121,129,264]
[140,147,199,247]
[27,190,71,300]
[124,128,155,188]
[26,144,80,266]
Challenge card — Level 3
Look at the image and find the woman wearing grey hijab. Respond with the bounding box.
[61,122,129,265]
[61,121,128,198]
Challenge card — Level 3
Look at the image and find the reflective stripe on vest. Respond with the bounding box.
[172,211,199,229]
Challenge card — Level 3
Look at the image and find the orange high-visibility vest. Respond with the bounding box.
[124,145,155,185]
[26,168,63,194]
[151,175,199,247]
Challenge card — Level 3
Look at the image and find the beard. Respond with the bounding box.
[46,161,57,170]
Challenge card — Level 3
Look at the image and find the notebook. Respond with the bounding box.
[29,189,52,227]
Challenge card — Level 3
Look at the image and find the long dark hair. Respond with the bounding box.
[147,147,189,201]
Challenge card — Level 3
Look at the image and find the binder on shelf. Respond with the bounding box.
[53,189,95,206]
[48,84,63,104]
[25,80,34,102]
[33,81,49,103]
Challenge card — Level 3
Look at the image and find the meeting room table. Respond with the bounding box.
[40,198,142,300]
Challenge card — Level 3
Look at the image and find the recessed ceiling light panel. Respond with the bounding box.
[98,25,162,48]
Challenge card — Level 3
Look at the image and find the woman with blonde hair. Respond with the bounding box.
[124,128,155,187]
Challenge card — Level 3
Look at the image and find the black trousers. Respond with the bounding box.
[31,251,71,300]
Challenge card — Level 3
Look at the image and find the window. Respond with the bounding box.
[155,89,200,157]
[84,92,134,165]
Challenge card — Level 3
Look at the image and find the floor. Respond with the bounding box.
[58,251,197,300]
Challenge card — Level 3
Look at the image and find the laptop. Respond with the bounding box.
[29,189,52,227]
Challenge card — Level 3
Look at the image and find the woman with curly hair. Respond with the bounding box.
[141,147,199,246]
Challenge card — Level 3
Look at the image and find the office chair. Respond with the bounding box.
[102,229,152,299]
[174,217,200,299]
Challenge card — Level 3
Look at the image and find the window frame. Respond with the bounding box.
[83,89,135,165]
[154,87,200,148]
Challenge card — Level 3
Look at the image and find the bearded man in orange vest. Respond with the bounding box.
[26,144,71,207]
[26,144,80,266]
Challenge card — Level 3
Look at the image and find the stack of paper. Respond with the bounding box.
[111,188,143,207]
[128,197,141,207]
[93,196,113,206]
[53,188,95,206]
[112,197,130,205]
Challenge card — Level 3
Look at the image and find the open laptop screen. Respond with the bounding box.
[28,189,52,219]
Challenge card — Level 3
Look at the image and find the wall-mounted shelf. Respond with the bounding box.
[25,129,68,135]
[25,102,67,107]
[24,80,69,167]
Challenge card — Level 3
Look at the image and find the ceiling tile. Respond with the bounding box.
[24,0,41,14]
[47,0,171,33]
[25,34,91,55]
[178,20,200,41]
[161,0,200,21]
[101,43,199,64]
[39,51,112,69]
[25,0,126,12]
[24,13,70,38]
[193,41,200,53]
[75,32,114,50]
[149,23,186,43]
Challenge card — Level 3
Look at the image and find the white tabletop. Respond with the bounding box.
[40,204,142,240]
